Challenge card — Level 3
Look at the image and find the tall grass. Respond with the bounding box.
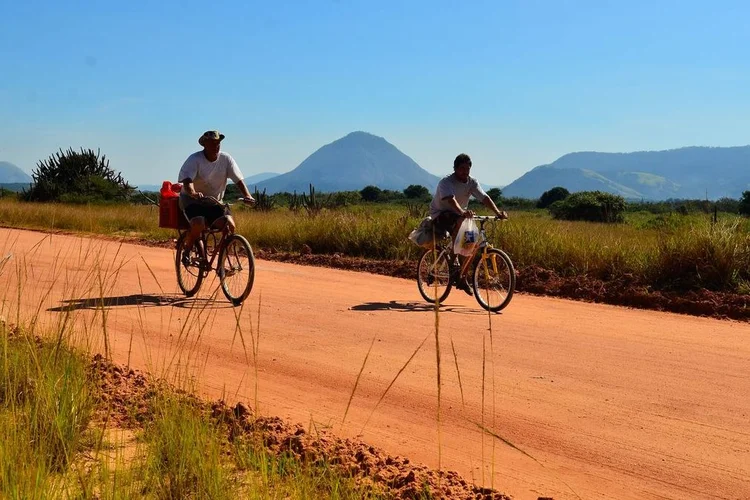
[2,198,748,293]
[0,329,96,498]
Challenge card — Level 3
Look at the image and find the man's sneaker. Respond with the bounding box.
[181,248,191,267]
[455,276,474,296]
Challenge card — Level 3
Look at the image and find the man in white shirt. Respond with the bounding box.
[178,130,255,252]
[429,153,508,294]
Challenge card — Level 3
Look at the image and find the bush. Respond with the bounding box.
[537,186,570,209]
[548,191,626,223]
[359,185,382,202]
[403,184,429,199]
[740,191,750,216]
[486,187,502,205]
[23,148,134,203]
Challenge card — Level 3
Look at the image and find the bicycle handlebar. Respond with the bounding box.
[472,215,507,221]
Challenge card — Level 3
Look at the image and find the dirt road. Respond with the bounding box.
[2,228,748,499]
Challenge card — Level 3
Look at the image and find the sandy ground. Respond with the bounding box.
[1,228,748,500]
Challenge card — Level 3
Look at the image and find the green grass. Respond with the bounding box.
[0,329,96,498]
[2,198,749,293]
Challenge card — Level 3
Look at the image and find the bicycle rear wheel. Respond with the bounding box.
[473,248,515,312]
[175,232,205,297]
[218,234,255,306]
[417,247,453,304]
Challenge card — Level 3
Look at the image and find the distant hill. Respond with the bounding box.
[0,183,31,193]
[254,132,441,194]
[502,146,750,200]
[244,172,280,189]
[0,162,32,183]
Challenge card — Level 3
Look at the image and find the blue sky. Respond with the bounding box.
[1,0,748,187]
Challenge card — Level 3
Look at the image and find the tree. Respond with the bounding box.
[548,191,626,223]
[739,191,750,216]
[537,186,570,209]
[23,147,134,203]
[486,187,502,204]
[403,184,429,199]
[359,185,382,202]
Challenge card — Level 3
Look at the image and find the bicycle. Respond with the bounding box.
[174,197,256,306]
[416,215,516,312]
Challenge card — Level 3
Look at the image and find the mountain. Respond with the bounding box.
[244,172,280,188]
[254,132,441,194]
[0,162,32,183]
[502,146,750,200]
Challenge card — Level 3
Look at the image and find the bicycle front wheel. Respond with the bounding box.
[218,234,256,306]
[417,247,453,304]
[176,232,204,297]
[473,248,515,312]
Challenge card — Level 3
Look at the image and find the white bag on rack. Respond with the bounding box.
[408,216,435,248]
[453,217,479,256]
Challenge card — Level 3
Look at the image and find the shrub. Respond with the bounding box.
[359,185,382,202]
[23,148,134,203]
[537,186,570,209]
[548,191,626,223]
[403,184,429,199]
[739,191,750,216]
[486,187,502,205]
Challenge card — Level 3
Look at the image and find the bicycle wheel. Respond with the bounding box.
[473,248,515,312]
[218,234,255,306]
[417,247,453,304]
[175,232,205,297]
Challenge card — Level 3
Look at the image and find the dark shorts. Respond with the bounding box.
[433,211,461,235]
[181,197,232,228]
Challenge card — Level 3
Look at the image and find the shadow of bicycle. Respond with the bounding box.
[48,293,235,312]
[349,300,485,315]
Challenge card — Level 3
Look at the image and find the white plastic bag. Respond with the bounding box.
[408,216,434,248]
[453,217,479,256]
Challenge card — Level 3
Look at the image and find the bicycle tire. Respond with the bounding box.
[218,234,255,306]
[473,248,515,312]
[417,247,453,304]
[175,232,205,297]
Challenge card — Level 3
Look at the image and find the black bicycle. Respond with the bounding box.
[175,198,255,306]
[416,215,515,312]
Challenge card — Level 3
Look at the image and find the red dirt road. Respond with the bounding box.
[2,228,749,499]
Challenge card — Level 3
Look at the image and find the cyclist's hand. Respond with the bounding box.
[462,209,475,218]
[496,211,509,220]
[240,196,256,206]
[190,191,204,199]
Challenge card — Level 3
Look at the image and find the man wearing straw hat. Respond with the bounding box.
[178,130,255,254]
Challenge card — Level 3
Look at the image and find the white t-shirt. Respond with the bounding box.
[429,174,488,218]
[177,151,243,201]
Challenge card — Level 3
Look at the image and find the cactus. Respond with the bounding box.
[301,183,334,217]
[252,187,276,212]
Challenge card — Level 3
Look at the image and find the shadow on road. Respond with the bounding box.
[350,300,485,315]
[48,293,235,312]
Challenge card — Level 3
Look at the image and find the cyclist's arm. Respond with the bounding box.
[180,178,203,198]
[235,179,255,201]
[442,195,473,218]
[481,195,507,218]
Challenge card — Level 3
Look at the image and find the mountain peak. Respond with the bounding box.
[0,161,32,183]
[254,132,440,194]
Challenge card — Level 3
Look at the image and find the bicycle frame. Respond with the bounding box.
[178,226,230,276]
[422,216,500,282]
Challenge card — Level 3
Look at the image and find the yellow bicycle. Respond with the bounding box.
[416,215,515,312]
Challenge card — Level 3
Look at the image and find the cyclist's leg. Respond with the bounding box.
[435,211,471,294]
[183,214,206,250]
[205,204,233,233]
